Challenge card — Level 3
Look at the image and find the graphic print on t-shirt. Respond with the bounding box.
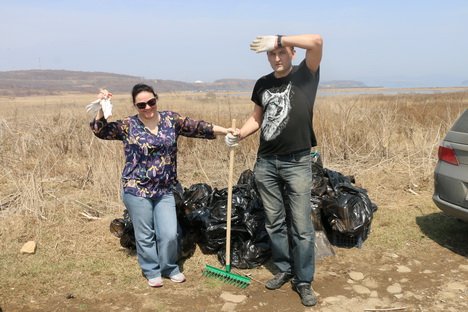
[261,83,292,141]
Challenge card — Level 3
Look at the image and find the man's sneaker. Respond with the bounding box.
[292,283,317,307]
[169,272,186,283]
[147,276,163,287]
[265,272,293,290]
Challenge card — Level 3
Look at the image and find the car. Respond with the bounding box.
[433,108,468,222]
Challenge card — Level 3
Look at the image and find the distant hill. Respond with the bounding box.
[0,70,366,96]
[0,70,198,96]
[320,80,368,88]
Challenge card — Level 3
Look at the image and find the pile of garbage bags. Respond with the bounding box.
[110,155,377,268]
[177,171,271,269]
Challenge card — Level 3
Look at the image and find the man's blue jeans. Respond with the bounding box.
[254,149,315,284]
[122,192,180,280]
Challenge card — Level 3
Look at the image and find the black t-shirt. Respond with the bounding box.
[251,60,320,156]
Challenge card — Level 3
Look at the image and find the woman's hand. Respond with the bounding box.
[86,88,113,119]
[98,88,112,100]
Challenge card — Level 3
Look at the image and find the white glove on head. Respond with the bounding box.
[250,35,277,53]
[225,133,239,148]
[86,89,113,119]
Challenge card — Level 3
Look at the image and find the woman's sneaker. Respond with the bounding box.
[169,273,186,283]
[147,276,163,287]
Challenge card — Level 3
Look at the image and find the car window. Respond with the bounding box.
[451,109,468,133]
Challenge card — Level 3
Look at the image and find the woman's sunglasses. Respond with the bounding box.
[135,98,157,109]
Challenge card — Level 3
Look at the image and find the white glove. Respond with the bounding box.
[86,98,101,115]
[100,98,113,119]
[225,133,239,148]
[86,89,113,119]
[250,35,277,53]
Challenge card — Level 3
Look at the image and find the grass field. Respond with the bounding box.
[1,90,467,311]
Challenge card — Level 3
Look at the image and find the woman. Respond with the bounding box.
[90,83,231,287]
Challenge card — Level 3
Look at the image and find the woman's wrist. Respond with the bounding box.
[212,125,227,135]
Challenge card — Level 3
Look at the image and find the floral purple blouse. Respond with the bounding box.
[90,111,216,199]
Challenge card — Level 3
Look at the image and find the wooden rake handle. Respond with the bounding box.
[225,119,236,272]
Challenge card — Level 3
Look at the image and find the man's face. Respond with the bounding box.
[267,47,295,75]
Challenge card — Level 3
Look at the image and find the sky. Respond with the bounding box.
[1,0,467,88]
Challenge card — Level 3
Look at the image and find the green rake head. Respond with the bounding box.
[203,264,251,288]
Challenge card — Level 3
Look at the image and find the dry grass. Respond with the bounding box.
[0,90,466,225]
[0,90,467,305]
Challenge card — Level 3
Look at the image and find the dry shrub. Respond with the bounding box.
[0,91,466,222]
[314,92,467,194]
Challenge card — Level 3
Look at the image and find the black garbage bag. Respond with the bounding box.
[310,195,324,231]
[178,183,217,254]
[324,169,356,194]
[109,218,125,238]
[237,185,265,238]
[209,185,263,225]
[311,152,327,196]
[177,182,213,251]
[215,181,271,268]
[109,209,136,250]
[196,185,257,254]
[209,187,246,225]
[194,171,271,268]
[177,223,197,260]
[173,182,185,218]
[243,204,266,240]
[217,237,272,269]
[321,169,377,237]
[181,183,213,226]
[201,223,251,254]
[237,169,258,191]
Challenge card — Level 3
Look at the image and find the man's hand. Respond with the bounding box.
[225,133,240,148]
[250,35,277,53]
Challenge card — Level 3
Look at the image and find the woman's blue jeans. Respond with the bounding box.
[254,149,315,284]
[122,192,180,279]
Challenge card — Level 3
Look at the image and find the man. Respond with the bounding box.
[226,33,322,306]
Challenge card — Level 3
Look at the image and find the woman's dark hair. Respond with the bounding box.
[131,83,158,103]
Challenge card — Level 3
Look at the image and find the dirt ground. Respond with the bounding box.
[1,191,467,312]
